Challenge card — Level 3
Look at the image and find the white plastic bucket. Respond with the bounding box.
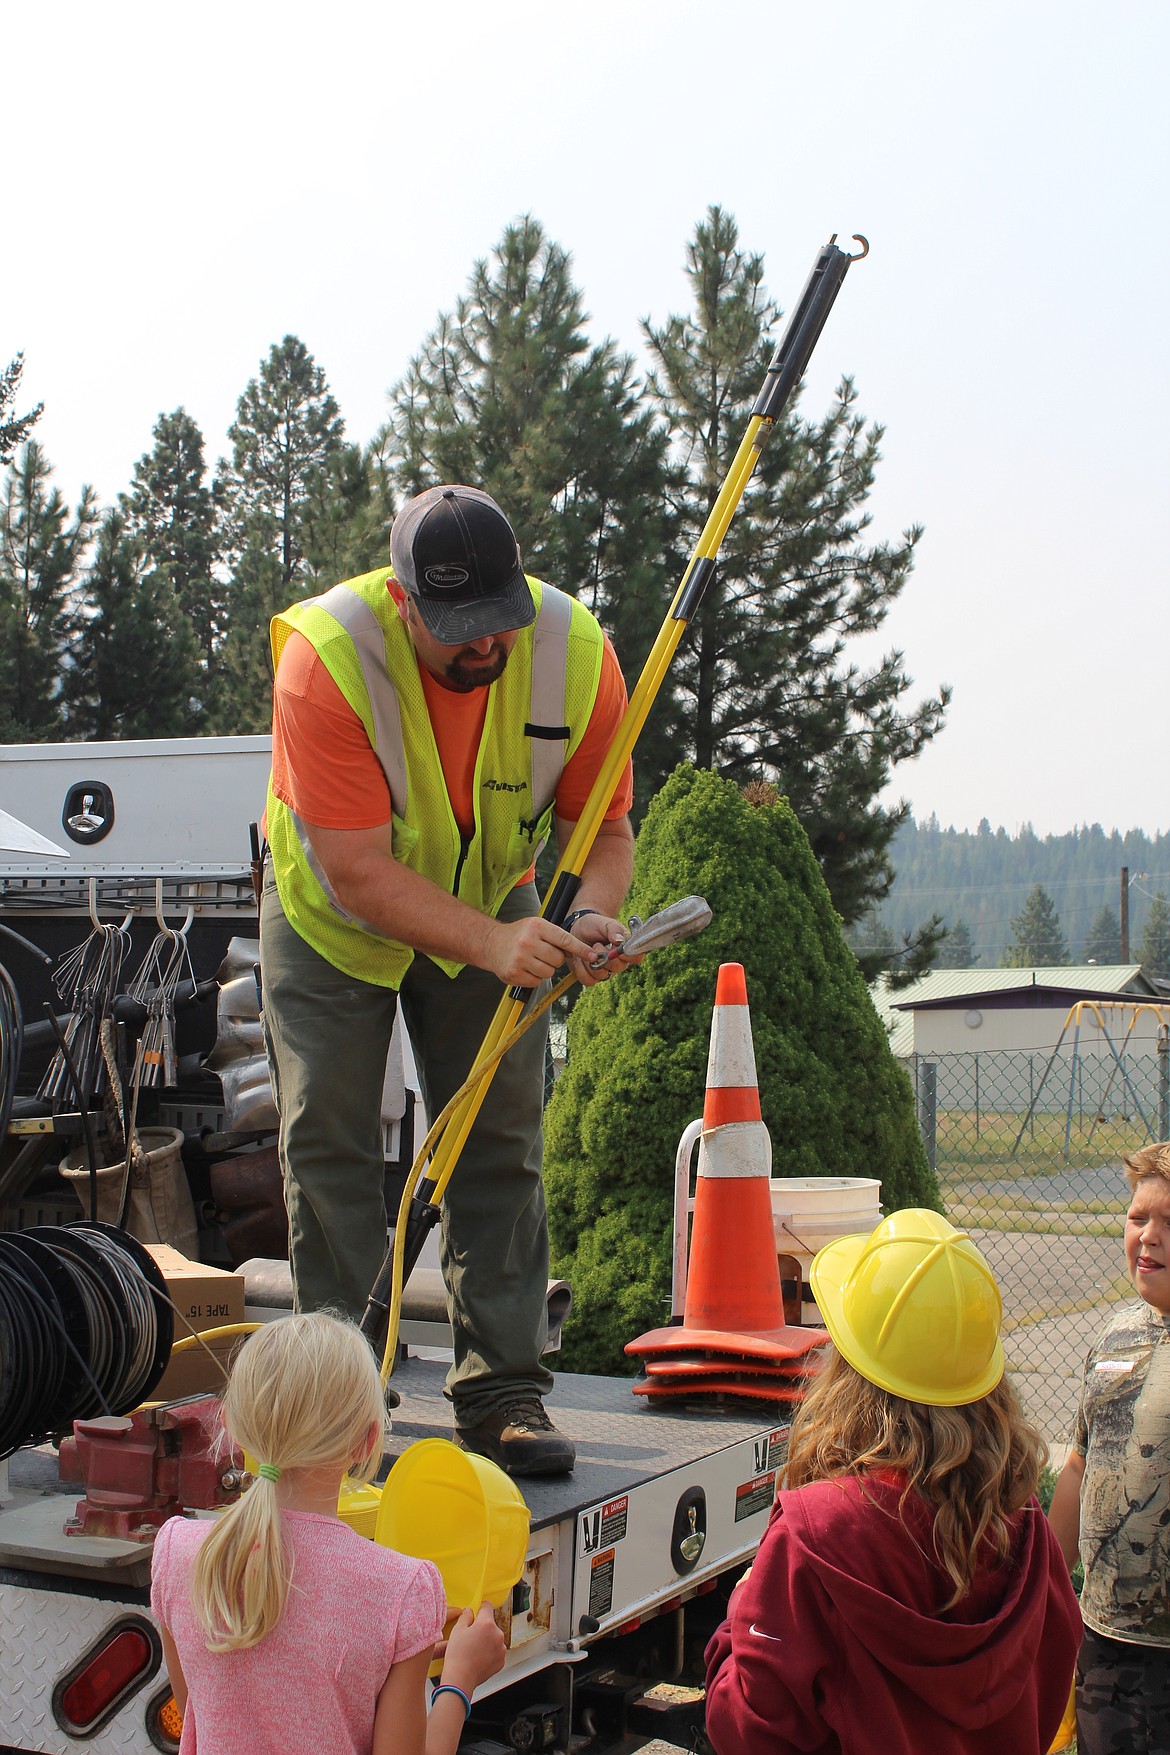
[770,1177,882,1324]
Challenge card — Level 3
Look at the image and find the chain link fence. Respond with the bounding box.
[902,1044,1170,1451]
[546,1012,1163,1454]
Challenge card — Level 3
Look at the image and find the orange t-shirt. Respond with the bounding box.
[270,623,633,840]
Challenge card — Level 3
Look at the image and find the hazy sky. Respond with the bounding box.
[7,1,1167,837]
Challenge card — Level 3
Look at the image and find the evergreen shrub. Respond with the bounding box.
[545,765,939,1376]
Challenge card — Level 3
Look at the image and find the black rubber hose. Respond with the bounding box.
[43,1005,102,1223]
[0,960,21,1142]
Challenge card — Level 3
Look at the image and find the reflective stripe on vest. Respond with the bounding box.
[310,583,408,810]
[529,582,573,814]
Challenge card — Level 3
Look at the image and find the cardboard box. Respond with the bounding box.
[145,1245,248,1402]
[148,1331,243,1402]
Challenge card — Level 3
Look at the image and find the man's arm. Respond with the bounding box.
[1047,1449,1085,1571]
[554,814,636,988]
[303,820,595,990]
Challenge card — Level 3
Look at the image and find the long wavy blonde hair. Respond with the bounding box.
[191,1312,386,1651]
[785,1346,1047,1607]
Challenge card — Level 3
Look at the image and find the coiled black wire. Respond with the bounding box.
[79,1226,161,1408]
[0,1223,175,1459]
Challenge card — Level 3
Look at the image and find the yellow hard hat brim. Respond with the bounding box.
[810,1230,1006,1408]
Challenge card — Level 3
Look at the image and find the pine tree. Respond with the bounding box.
[0,441,98,740]
[63,509,201,739]
[301,439,395,588]
[935,918,979,967]
[214,336,345,729]
[0,355,41,465]
[123,409,222,689]
[850,906,898,962]
[641,208,949,925]
[847,906,945,989]
[1084,904,1122,965]
[385,216,673,804]
[1003,885,1069,966]
[1138,892,1170,978]
[544,766,938,1374]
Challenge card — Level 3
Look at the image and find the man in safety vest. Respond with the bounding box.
[260,484,636,1476]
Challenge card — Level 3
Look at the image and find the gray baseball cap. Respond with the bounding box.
[389,485,535,644]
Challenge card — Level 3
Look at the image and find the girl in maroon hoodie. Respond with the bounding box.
[705,1209,1081,1755]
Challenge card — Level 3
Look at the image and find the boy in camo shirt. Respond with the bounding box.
[1049,1140,1170,1755]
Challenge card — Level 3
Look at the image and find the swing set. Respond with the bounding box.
[1011,1000,1170,1161]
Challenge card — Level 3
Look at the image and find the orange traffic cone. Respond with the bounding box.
[626,964,829,1388]
[634,1376,807,1403]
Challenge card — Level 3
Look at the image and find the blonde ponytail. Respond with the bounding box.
[190,1312,385,1651]
[192,1468,289,1652]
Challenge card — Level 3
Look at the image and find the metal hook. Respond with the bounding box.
[87,877,134,933]
[828,233,870,261]
[154,877,194,936]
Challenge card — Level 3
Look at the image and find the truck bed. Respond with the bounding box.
[0,1360,792,1753]
[386,1354,785,1526]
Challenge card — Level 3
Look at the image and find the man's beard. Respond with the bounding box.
[443,644,509,690]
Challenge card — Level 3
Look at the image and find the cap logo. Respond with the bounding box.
[423,564,470,589]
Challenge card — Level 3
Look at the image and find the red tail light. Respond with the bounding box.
[53,1618,160,1735]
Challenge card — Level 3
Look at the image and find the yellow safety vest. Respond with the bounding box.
[266,567,606,987]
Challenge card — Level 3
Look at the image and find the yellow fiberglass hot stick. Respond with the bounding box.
[359,233,868,1356]
[423,236,867,1188]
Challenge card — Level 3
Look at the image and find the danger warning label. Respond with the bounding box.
[750,1428,791,1475]
[588,1547,615,1618]
[734,1471,777,1523]
[579,1494,629,1556]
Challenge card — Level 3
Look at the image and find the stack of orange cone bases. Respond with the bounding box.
[625,963,830,1403]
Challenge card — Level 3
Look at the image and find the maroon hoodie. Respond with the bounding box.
[704,1475,1080,1755]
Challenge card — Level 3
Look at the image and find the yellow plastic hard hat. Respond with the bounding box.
[809,1208,1005,1406]
[374,1438,530,1613]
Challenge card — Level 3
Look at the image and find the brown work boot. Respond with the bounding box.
[456,1399,575,1477]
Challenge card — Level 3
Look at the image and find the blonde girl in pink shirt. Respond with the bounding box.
[150,1313,505,1755]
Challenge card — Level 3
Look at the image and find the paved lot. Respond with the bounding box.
[974,1165,1126,1206]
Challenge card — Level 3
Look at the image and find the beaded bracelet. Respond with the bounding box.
[431,1684,472,1720]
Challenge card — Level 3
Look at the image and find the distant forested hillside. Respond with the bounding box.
[871,816,1170,965]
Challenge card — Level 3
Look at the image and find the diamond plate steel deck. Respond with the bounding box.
[384,1355,788,1525]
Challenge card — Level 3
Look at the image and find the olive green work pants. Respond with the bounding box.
[259,872,554,1424]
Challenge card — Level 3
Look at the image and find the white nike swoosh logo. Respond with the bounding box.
[749,1624,783,1643]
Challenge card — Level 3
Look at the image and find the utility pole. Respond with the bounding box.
[1121,866,1130,962]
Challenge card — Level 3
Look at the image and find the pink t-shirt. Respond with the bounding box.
[151,1510,445,1755]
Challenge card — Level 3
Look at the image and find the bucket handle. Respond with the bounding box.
[671,1118,703,1319]
[776,1218,821,1256]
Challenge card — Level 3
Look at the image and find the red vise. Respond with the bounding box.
[58,1397,245,1542]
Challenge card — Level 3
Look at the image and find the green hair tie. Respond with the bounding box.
[256,1462,281,1483]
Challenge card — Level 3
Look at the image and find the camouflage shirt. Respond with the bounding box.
[1074,1297,1170,1645]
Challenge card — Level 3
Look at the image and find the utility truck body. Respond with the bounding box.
[0,1364,790,1754]
[0,737,802,1754]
